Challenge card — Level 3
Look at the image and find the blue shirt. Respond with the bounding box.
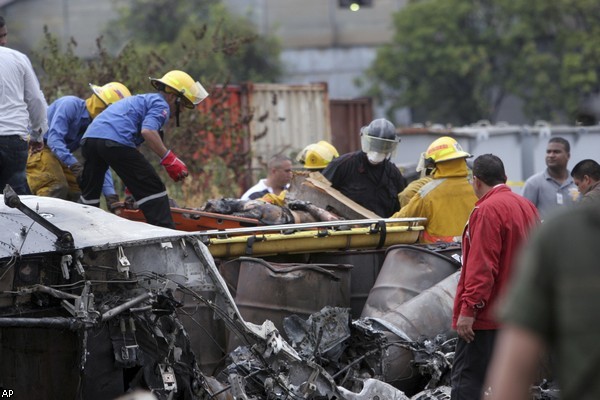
[44,95,115,196]
[45,96,91,167]
[82,93,170,148]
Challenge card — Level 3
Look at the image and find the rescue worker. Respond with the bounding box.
[398,151,434,208]
[27,82,131,206]
[392,136,477,243]
[79,70,208,229]
[322,118,407,217]
[297,140,339,171]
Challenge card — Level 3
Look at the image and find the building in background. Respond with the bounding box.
[1,0,404,109]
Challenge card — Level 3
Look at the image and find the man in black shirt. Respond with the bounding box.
[322,118,407,217]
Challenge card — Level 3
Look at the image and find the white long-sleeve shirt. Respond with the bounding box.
[0,46,48,141]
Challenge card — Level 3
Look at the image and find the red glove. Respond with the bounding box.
[160,150,188,182]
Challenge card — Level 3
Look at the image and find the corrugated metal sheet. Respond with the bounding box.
[246,83,331,170]
[330,97,373,155]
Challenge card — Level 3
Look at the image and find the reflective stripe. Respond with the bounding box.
[136,190,168,206]
[79,196,101,206]
[418,178,445,198]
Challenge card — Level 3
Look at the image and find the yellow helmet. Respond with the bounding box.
[149,70,209,109]
[297,140,339,169]
[425,136,471,165]
[89,82,131,106]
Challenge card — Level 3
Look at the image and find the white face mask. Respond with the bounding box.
[367,151,387,164]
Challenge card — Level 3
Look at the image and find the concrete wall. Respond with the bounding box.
[1,0,125,56]
[223,0,407,48]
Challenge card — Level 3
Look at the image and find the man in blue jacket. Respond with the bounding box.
[79,70,208,228]
[27,82,131,207]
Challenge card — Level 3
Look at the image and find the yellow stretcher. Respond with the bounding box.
[199,218,426,258]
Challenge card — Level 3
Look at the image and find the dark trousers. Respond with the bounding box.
[451,330,497,400]
[80,138,174,229]
[0,135,31,195]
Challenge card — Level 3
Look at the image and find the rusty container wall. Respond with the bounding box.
[0,328,79,398]
[307,249,386,319]
[245,82,331,182]
[361,244,461,318]
[330,97,374,155]
[375,271,460,394]
[175,290,226,376]
[223,257,352,350]
[196,84,253,193]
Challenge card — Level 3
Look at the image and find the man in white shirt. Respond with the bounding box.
[0,44,48,194]
[241,155,293,200]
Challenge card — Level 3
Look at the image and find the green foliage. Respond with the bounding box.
[104,1,282,84]
[366,0,600,125]
[30,1,281,206]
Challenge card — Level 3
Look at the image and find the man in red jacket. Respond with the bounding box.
[450,154,540,400]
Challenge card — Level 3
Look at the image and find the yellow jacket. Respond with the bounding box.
[392,159,477,243]
[398,176,433,208]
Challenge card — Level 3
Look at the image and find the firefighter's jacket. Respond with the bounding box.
[392,158,477,243]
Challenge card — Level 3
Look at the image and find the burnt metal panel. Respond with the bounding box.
[0,195,191,258]
[330,97,373,155]
[0,327,79,398]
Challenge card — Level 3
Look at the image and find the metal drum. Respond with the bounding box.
[375,271,460,394]
[308,249,387,319]
[361,244,460,318]
[221,257,352,351]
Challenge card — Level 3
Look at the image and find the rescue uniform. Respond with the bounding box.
[451,184,539,400]
[398,176,433,208]
[322,150,406,217]
[80,94,174,228]
[393,159,477,243]
[501,203,600,400]
[27,96,116,199]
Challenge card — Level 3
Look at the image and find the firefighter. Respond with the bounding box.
[79,70,208,229]
[297,140,339,171]
[392,136,477,243]
[27,82,131,206]
[321,118,407,217]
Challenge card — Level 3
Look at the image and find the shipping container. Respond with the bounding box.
[330,97,373,155]
[196,84,379,193]
[245,82,332,178]
[196,85,253,191]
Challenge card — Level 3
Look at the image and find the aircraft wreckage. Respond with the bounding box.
[0,186,557,399]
